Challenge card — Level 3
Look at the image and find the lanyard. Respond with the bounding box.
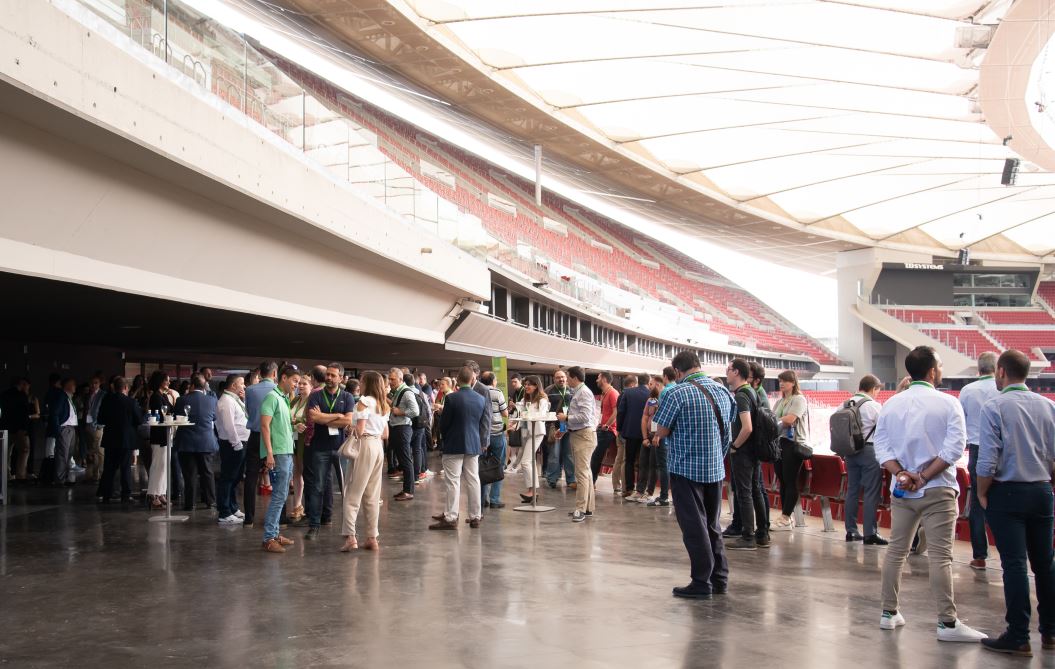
[557,386,568,407]
[322,389,339,413]
[1001,384,1029,394]
[271,387,290,409]
[683,372,707,383]
[224,391,246,414]
[909,381,934,389]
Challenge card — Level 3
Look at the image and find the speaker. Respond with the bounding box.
[1001,158,1020,185]
[957,248,970,265]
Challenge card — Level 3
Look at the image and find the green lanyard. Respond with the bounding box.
[1001,384,1029,394]
[271,387,290,409]
[322,389,339,413]
[557,387,568,408]
[223,391,246,414]
[909,381,934,389]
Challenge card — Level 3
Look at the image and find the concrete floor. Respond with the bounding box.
[0,464,1034,668]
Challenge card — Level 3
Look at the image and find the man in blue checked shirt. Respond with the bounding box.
[655,351,736,600]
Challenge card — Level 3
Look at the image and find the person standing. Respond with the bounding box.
[749,362,768,406]
[200,368,217,398]
[506,374,525,474]
[590,372,619,487]
[95,376,141,503]
[874,345,986,642]
[514,376,549,502]
[545,369,575,489]
[616,374,649,497]
[387,367,419,502]
[641,375,670,507]
[842,374,887,545]
[302,363,355,540]
[975,350,1055,656]
[558,366,598,523]
[772,370,808,531]
[215,374,249,524]
[82,375,106,483]
[339,371,390,552]
[173,373,219,511]
[655,351,736,599]
[259,365,299,553]
[726,359,769,551]
[405,373,431,484]
[288,375,312,522]
[959,351,1000,571]
[146,372,178,509]
[0,378,32,481]
[480,371,508,509]
[243,361,278,528]
[430,366,489,531]
[47,377,78,487]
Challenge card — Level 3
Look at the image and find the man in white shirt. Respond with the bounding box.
[843,374,886,545]
[958,351,1000,571]
[873,346,987,643]
[216,374,249,524]
[556,366,598,523]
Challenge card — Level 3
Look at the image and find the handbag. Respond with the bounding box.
[338,433,361,460]
[478,449,505,486]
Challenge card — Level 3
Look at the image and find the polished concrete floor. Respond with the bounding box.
[0,461,1037,668]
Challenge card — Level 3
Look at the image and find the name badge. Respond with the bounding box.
[328,427,339,436]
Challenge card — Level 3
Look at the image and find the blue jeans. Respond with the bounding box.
[217,440,246,518]
[967,445,989,560]
[263,454,293,542]
[305,447,341,528]
[482,432,506,505]
[545,431,574,486]
[413,427,428,477]
[844,444,881,536]
[390,424,415,494]
[985,481,1055,645]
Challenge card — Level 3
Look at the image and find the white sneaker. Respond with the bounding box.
[879,611,906,630]
[636,495,654,504]
[771,517,794,532]
[218,514,241,524]
[626,492,642,502]
[234,510,245,519]
[937,620,987,642]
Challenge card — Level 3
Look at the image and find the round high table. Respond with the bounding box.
[147,421,194,523]
[514,411,557,513]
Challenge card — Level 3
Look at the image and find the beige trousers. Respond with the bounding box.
[570,429,597,513]
[84,427,104,481]
[341,435,384,539]
[10,430,30,479]
[880,486,958,622]
[442,454,481,522]
[612,435,626,491]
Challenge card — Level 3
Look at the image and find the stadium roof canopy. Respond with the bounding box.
[271,0,1055,269]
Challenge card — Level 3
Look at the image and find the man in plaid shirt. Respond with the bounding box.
[655,351,736,600]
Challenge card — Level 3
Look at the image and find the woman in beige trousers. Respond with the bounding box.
[340,371,390,552]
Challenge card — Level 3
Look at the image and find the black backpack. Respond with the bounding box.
[397,388,432,431]
[739,387,781,462]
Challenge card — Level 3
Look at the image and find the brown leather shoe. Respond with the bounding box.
[394,492,414,501]
[362,537,379,551]
[262,539,286,553]
[431,512,446,521]
[567,482,577,490]
[468,517,481,529]
[277,535,294,547]
[429,518,458,531]
[969,558,986,570]
[339,537,358,552]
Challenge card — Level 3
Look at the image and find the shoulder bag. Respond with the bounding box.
[339,431,361,460]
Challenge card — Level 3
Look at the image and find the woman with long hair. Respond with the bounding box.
[340,371,390,552]
[516,375,550,502]
[288,375,312,522]
[773,370,809,531]
[146,371,178,509]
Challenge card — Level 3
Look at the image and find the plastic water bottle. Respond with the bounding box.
[559,420,567,433]
[893,472,910,498]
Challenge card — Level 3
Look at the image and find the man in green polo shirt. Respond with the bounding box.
[260,364,300,554]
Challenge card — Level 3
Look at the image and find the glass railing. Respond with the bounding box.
[65,0,715,349]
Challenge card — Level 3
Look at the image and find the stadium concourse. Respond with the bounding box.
[4,0,1055,666]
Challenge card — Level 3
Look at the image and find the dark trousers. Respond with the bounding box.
[967,445,990,560]
[217,440,246,518]
[671,475,728,592]
[244,432,261,524]
[731,449,768,539]
[390,424,415,494]
[844,444,881,536]
[179,452,216,510]
[170,445,184,500]
[985,482,1055,645]
[642,440,669,500]
[304,446,342,527]
[590,429,615,484]
[96,447,132,500]
[413,427,428,477]
[727,461,769,532]
[776,438,804,517]
[623,437,643,493]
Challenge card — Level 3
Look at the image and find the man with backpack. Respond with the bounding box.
[404,373,433,484]
[726,359,771,551]
[834,374,887,545]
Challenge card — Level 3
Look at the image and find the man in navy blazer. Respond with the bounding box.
[174,373,219,511]
[95,376,142,503]
[45,375,78,486]
[430,366,490,531]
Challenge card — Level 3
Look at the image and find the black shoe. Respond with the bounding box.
[290,518,310,528]
[672,584,713,600]
[728,537,757,551]
[520,494,535,503]
[242,521,254,528]
[722,526,742,538]
[711,584,728,595]
[864,534,889,546]
[490,502,505,509]
[482,501,490,509]
[548,481,557,489]
[321,519,333,527]
[846,531,864,542]
[305,527,320,541]
[755,534,771,548]
[981,635,1032,657]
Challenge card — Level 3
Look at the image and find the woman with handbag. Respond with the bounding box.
[288,376,311,522]
[772,370,810,531]
[339,371,390,553]
[517,376,550,503]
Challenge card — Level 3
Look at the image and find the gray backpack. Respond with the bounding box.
[829,396,874,458]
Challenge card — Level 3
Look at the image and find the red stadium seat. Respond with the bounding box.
[800,455,846,532]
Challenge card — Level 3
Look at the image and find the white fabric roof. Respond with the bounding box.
[400,0,1055,258]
